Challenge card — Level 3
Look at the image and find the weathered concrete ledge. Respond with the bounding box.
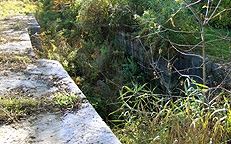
[0,15,121,144]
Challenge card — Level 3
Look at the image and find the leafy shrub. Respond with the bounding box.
[210,10,231,29]
[75,0,111,43]
[209,0,231,28]
[35,0,231,141]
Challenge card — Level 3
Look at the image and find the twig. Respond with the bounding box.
[182,0,202,25]
[0,106,18,123]
[204,0,211,24]
[172,65,203,81]
[184,0,201,8]
[205,0,222,25]
[161,26,201,34]
[170,41,203,59]
[210,68,231,96]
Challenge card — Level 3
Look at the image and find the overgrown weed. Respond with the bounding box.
[111,81,231,143]
[0,94,40,124]
[34,0,231,143]
[0,91,81,124]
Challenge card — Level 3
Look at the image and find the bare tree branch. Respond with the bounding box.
[207,24,231,40]
[184,0,201,8]
[170,42,203,59]
[182,0,202,25]
[205,0,222,25]
[168,39,202,48]
[205,38,228,44]
[161,25,201,34]
[158,33,203,52]
[210,68,231,96]
[172,65,203,81]
[211,8,231,19]
[204,0,211,24]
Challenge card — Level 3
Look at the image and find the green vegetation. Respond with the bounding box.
[34,0,231,143]
[0,0,230,143]
[52,91,80,109]
[0,94,40,123]
[0,0,36,19]
[0,91,81,124]
[111,82,231,143]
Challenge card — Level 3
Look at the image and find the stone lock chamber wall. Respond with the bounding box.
[0,15,121,144]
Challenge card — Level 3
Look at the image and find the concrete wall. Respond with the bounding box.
[0,15,121,144]
[116,32,230,91]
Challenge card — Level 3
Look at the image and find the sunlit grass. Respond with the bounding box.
[0,0,37,19]
[206,27,231,62]
[110,82,231,143]
[0,91,81,124]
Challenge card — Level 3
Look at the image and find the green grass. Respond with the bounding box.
[111,83,231,143]
[0,0,37,19]
[0,91,81,124]
[0,94,40,123]
[52,92,80,109]
[205,27,231,62]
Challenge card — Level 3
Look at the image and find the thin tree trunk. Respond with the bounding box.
[202,25,206,85]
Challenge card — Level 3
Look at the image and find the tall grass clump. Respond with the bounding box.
[111,79,231,143]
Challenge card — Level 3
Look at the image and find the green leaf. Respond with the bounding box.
[224,96,230,109]
[50,42,57,52]
[137,83,147,91]
[124,86,134,93]
[109,119,125,122]
[184,82,188,95]
[152,128,167,141]
[194,83,209,88]
[127,131,138,142]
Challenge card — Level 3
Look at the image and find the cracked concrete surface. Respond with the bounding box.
[0,15,121,144]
